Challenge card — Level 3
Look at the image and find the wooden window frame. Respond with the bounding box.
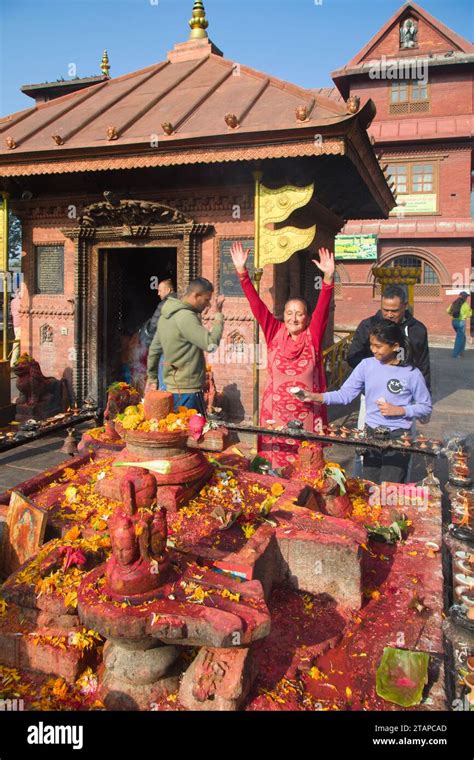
[389,80,431,114]
[387,159,439,214]
[389,79,430,104]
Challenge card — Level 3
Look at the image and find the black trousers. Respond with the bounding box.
[363,427,411,485]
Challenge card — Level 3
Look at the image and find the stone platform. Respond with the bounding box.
[0,444,450,711]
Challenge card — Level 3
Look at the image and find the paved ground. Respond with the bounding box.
[0,347,472,492]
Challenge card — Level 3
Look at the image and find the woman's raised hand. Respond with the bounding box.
[230,241,250,274]
[312,248,335,284]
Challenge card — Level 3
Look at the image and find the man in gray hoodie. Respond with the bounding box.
[146,277,224,414]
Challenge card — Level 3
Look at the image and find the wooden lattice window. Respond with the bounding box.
[389,80,430,114]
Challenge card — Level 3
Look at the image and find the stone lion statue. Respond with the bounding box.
[13,353,69,416]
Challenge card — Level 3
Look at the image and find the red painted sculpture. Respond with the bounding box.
[105,505,169,597]
[104,382,141,439]
[119,467,157,511]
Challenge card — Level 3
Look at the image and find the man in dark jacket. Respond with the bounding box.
[141,279,177,349]
[141,279,177,389]
[347,284,431,390]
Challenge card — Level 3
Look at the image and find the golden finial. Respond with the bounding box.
[101,50,110,78]
[188,1,209,40]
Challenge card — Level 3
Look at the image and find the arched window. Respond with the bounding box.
[381,254,441,298]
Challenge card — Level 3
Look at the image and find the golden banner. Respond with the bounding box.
[259,183,315,224]
[260,226,317,267]
[258,182,316,268]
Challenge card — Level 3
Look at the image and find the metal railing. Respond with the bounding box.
[322,330,354,390]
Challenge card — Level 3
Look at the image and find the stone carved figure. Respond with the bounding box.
[39,324,54,344]
[13,353,69,417]
[79,199,189,230]
[400,18,418,48]
[106,504,169,597]
[193,650,228,702]
[203,366,218,415]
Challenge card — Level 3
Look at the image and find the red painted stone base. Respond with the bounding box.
[0,625,95,683]
[187,428,230,453]
[78,432,125,454]
[96,469,213,512]
[179,646,257,711]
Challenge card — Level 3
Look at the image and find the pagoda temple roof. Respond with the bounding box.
[0,4,395,218]
[0,50,358,160]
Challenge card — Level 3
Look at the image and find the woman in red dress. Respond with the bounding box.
[230,242,335,469]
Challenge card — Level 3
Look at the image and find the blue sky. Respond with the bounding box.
[0,0,472,116]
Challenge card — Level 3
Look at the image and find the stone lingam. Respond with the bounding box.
[286,442,353,518]
[95,390,214,511]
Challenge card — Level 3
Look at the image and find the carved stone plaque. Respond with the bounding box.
[35,245,64,294]
[219,239,254,297]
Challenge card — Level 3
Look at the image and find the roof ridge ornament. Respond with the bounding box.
[101,50,111,78]
[189,1,209,40]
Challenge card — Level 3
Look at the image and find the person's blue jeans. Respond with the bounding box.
[452,319,466,358]
[172,391,206,416]
[158,356,165,390]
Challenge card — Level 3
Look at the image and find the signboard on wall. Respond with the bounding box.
[389,193,437,216]
[35,245,64,294]
[219,239,254,296]
[335,234,378,260]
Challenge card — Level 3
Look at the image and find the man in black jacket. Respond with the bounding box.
[141,279,178,349]
[141,278,177,388]
[347,284,431,390]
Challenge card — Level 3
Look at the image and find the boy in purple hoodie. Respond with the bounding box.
[300,322,432,484]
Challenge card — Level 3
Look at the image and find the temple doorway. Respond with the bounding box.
[99,246,177,401]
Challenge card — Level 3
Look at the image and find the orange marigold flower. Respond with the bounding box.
[271,483,284,497]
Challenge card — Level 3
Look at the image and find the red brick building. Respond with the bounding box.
[331,1,473,339]
[0,3,393,419]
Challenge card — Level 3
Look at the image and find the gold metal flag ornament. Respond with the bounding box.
[257,182,316,267]
[251,173,316,427]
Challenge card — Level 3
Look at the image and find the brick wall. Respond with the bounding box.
[335,240,472,339]
[350,70,473,122]
[367,15,470,60]
[18,221,76,396]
